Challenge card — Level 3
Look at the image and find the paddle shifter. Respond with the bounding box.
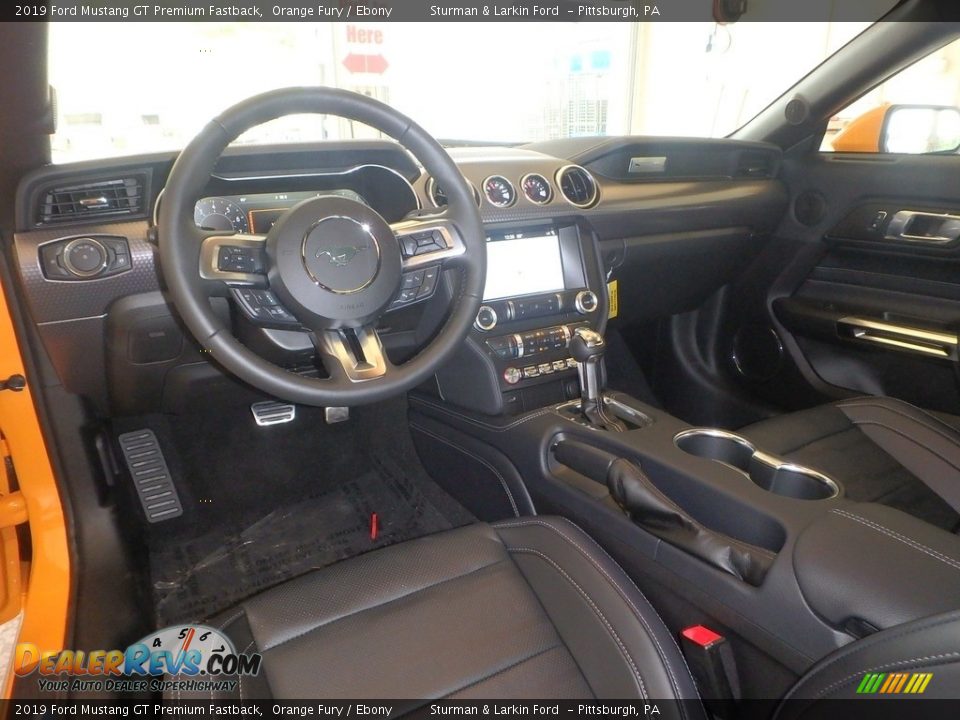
[569,327,626,432]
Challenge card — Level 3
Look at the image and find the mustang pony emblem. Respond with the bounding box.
[316,244,368,267]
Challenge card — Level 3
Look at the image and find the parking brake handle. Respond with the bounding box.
[552,439,773,586]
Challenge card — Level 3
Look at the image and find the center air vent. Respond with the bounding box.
[38,175,147,225]
[556,165,598,208]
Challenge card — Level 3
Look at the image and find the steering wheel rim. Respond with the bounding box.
[158,87,485,406]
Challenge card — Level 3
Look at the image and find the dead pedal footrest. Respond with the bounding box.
[118,430,184,522]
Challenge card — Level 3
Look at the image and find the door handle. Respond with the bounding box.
[838,317,959,360]
[885,211,960,244]
[0,375,25,392]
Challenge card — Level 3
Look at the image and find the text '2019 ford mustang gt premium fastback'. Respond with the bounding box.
[2,4,960,718]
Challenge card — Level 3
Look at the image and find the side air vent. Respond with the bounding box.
[38,175,147,225]
[556,165,599,208]
[735,151,777,179]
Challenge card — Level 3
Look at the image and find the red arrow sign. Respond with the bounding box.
[342,53,389,75]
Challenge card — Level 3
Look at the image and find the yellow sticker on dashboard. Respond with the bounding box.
[607,279,619,319]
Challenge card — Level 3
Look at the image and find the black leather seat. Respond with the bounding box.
[171,515,960,708]
[178,518,703,703]
[741,396,960,532]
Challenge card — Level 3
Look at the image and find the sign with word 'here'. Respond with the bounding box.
[342,24,388,75]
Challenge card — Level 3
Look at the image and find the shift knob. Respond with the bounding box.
[569,327,625,432]
[569,327,606,363]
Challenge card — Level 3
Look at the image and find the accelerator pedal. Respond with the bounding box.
[251,400,297,426]
[117,430,183,522]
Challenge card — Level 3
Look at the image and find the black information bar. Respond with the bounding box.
[5,699,960,719]
[2,0,930,23]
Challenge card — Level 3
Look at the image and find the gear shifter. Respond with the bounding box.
[569,327,626,432]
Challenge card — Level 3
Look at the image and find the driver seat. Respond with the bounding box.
[169,517,960,708]
[172,517,703,703]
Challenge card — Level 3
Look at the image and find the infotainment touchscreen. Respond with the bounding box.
[483,227,565,300]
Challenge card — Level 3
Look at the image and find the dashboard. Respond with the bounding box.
[12,137,786,416]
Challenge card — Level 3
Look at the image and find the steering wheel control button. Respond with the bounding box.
[575,289,599,314]
[388,265,441,311]
[218,245,263,274]
[503,367,522,385]
[231,288,299,327]
[401,237,419,257]
[62,237,108,277]
[400,230,449,258]
[475,305,498,332]
[402,270,425,289]
[301,216,382,294]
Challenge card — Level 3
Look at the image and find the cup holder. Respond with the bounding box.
[675,428,840,501]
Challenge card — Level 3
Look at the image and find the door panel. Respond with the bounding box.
[756,150,960,414]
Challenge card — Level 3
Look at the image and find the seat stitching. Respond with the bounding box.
[837,398,960,444]
[238,639,255,700]
[217,610,246,633]
[495,518,692,710]
[214,611,247,702]
[781,610,960,701]
[832,509,960,571]
[409,422,520,516]
[260,558,509,652]
[813,652,960,699]
[506,545,648,699]
[442,643,566,698]
[842,418,960,476]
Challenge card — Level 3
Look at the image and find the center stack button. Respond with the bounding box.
[475,305,498,331]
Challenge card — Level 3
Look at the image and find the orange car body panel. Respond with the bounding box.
[0,277,71,696]
[830,104,890,153]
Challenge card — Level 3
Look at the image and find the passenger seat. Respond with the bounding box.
[740,396,960,532]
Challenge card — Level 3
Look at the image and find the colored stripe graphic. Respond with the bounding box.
[857,672,932,694]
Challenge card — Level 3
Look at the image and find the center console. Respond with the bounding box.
[433,220,609,415]
[413,315,960,697]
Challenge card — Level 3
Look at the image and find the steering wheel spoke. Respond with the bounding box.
[311,324,391,384]
[198,233,269,288]
[392,214,467,271]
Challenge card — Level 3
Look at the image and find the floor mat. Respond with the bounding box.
[150,453,473,624]
[115,399,475,625]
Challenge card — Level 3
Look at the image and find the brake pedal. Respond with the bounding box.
[117,430,183,522]
[251,400,296,426]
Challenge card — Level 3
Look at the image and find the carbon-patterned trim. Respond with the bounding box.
[14,220,160,324]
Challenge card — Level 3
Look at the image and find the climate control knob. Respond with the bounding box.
[62,237,108,278]
[503,367,522,385]
[575,290,599,315]
[475,305,498,332]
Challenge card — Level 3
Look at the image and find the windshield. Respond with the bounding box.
[49,21,870,163]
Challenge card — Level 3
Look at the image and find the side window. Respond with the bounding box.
[822,36,960,154]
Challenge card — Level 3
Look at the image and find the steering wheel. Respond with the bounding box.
[158,87,485,406]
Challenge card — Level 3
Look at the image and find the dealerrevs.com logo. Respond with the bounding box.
[15,625,262,694]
